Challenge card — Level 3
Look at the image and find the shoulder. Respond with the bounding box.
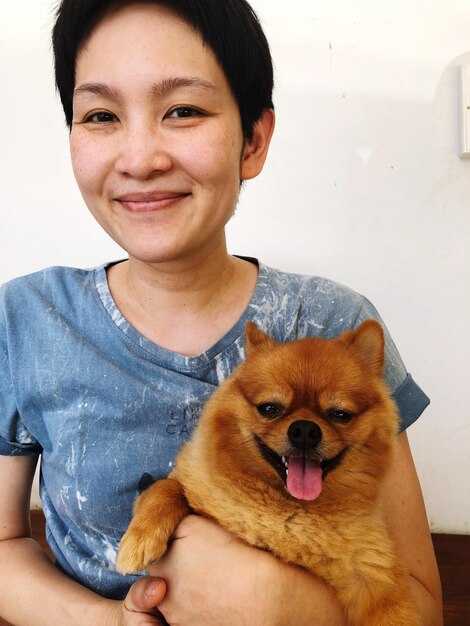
[0,265,105,336]
[1,265,99,310]
[1,265,98,295]
[258,263,368,341]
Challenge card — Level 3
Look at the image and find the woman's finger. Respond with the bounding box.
[123,576,167,613]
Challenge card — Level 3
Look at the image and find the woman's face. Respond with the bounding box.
[70,2,266,265]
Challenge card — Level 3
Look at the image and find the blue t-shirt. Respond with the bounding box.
[0,260,429,598]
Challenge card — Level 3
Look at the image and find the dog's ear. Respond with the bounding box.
[244,322,274,355]
[340,320,385,376]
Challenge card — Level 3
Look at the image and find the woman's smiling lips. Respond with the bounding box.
[115,191,191,212]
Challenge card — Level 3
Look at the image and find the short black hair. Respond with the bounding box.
[52,0,274,140]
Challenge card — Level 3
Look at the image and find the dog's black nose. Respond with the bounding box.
[288,420,322,450]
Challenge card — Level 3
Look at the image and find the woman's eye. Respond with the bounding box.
[84,111,118,123]
[167,107,202,119]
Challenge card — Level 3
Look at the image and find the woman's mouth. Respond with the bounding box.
[115,191,190,212]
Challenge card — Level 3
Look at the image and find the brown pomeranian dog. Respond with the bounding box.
[117,320,420,625]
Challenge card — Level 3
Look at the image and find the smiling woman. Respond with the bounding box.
[70,4,269,271]
[0,1,442,626]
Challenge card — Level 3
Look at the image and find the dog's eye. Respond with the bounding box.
[326,409,353,422]
[257,403,284,419]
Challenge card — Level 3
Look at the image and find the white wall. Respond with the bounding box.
[1,0,469,533]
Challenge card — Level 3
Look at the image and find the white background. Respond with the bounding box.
[1,0,469,533]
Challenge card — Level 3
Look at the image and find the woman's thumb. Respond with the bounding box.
[124,576,167,613]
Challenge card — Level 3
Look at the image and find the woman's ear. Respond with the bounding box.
[240,109,275,181]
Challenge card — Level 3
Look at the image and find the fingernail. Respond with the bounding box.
[144,579,157,599]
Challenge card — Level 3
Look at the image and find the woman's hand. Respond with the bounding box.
[101,576,168,626]
[148,515,283,626]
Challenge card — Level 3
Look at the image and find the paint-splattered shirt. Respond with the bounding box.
[0,260,429,598]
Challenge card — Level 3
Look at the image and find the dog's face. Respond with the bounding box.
[213,320,398,503]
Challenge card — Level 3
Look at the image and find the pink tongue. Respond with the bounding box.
[286,456,323,501]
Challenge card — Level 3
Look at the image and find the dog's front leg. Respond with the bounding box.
[116,478,190,574]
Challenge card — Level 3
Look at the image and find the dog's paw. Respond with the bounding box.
[116,525,169,574]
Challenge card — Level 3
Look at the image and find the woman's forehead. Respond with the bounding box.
[76,3,224,84]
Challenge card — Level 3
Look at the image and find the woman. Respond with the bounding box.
[0,1,442,624]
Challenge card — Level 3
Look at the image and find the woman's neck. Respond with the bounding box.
[106,248,258,356]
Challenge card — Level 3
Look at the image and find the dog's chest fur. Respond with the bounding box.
[171,441,389,589]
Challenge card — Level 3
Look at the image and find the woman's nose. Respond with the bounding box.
[115,124,172,179]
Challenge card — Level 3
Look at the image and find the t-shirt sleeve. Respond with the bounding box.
[0,285,42,456]
[353,297,430,432]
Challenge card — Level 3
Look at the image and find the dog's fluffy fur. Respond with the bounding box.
[117,320,420,625]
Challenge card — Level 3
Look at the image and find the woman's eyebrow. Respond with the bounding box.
[73,83,120,100]
[151,76,219,97]
[73,77,218,100]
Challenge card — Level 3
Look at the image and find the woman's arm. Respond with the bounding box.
[149,432,442,626]
[382,431,443,625]
[0,455,166,626]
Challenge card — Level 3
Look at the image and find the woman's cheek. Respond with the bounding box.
[70,137,108,193]
[190,144,242,190]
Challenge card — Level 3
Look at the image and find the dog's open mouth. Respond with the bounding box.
[254,435,348,501]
